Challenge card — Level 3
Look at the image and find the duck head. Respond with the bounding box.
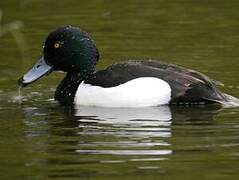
[18,26,99,87]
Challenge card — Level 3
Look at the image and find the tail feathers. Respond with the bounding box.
[220,93,239,107]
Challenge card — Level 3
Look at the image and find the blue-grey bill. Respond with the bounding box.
[18,57,53,87]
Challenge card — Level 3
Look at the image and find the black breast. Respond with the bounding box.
[55,72,83,105]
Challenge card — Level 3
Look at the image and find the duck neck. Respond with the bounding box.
[54,40,99,105]
[54,69,95,105]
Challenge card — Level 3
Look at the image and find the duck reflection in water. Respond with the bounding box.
[20,104,223,177]
[22,104,222,138]
[73,104,221,124]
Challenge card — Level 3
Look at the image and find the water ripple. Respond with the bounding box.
[76,150,172,156]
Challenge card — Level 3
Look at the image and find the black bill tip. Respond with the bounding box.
[18,77,28,87]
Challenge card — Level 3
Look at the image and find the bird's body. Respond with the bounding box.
[18,26,239,107]
[54,60,231,107]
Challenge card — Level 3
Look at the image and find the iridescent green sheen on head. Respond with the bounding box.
[18,26,99,87]
[44,26,99,73]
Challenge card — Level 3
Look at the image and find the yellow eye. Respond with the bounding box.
[54,42,60,49]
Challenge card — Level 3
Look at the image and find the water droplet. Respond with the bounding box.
[15,86,23,104]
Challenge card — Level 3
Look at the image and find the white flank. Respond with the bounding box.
[74,77,171,107]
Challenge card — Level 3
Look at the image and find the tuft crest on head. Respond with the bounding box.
[44,26,99,73]
[18,26,100,87]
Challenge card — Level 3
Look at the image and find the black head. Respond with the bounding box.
[18,26,99,86]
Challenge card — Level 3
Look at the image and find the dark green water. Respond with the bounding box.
[1,0,239,179]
